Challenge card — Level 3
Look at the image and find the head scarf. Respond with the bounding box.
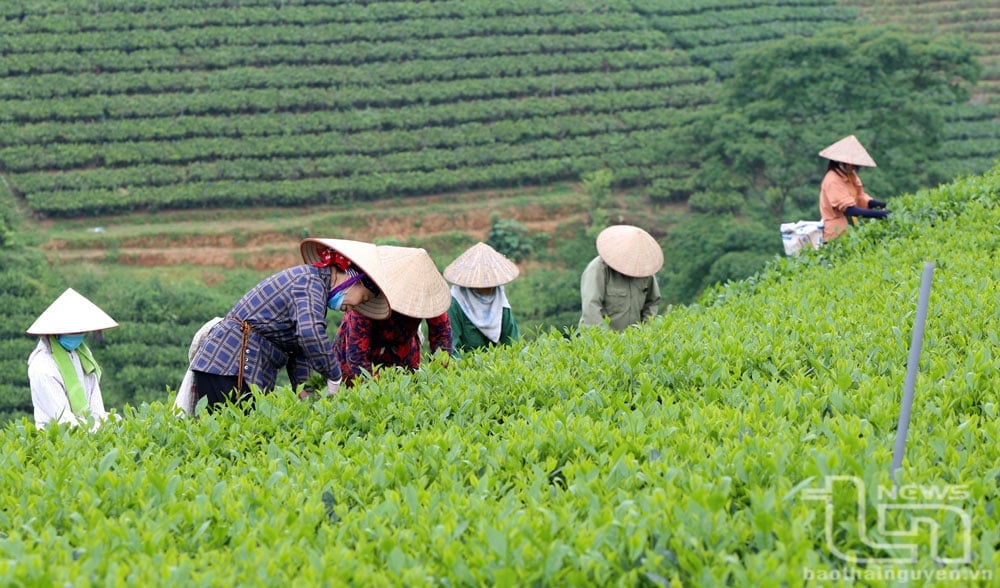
[451,285,509,343]
[315,249,381,294]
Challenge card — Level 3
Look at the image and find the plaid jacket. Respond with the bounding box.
[190,265,339,391]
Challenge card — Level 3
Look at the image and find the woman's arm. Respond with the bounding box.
[427,313,454,356]
[580,258,609,328]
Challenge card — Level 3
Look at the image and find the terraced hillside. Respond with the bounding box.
[1,0,996,218]
[0,0,859,218]
[846,0,1000,176]
[849,0,1000,100]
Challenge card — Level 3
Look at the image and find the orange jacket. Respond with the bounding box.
[819,169,872,241]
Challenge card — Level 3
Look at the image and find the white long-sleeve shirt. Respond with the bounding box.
[27,338,112,429]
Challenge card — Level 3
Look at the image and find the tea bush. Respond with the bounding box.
[1,164,998,585]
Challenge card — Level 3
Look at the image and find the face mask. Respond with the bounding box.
[328,270,367,311]
[327,289,347,311]
[472,288,496,303]
[58,334,86,351]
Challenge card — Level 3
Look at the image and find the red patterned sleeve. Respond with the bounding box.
[426,312,454,356]
[339,311,374,386]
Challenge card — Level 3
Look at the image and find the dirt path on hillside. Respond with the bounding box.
[40,190,592,271]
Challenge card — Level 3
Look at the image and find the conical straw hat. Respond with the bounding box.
[818,135,877,167]
[596,225,664,278]
[26,288,119,335]
[376,246,451,318]
[299,237,390,319]
[443,242,520,288]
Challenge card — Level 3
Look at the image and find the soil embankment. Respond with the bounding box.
[39,190,589,271]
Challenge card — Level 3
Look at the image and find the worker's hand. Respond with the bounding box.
[846,205,889,219]
[325,379,341,397]
[868,199,887,209]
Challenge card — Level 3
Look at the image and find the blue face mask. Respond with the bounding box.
[57,334,86,351]
[327,289,347,311]
[327,270,366,311]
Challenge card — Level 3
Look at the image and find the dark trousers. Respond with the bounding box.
[192,371,254,413]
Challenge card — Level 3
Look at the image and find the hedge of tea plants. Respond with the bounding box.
[1,165,997,585]
[0,0,857,217]
[847,0,1000,98]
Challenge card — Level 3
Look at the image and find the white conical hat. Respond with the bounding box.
[299,237,390,319]
[376,246,451,318]
[26,288,119,335]
[596,225,663,278]
[818,135,877,167]
[443,242,520,288]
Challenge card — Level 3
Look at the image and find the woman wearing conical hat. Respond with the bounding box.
[26,288,119,429]
[580,225,663,331]
[443,242,521,354]
[189,238,388,410]
[334,246,453,387]
[818,135,889,242]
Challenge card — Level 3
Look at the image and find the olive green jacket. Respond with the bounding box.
[579,257,660,331]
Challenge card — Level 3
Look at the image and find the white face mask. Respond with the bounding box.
[471,288,496,304]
